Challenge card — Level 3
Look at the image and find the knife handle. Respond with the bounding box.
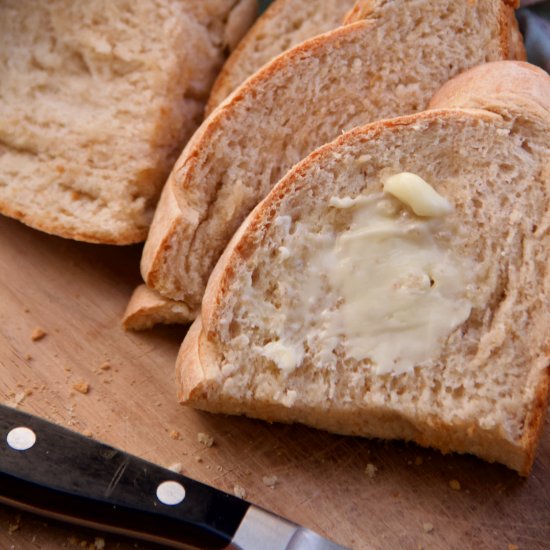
[0,404,249,549]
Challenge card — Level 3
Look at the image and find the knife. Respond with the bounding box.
[0,404,348,549]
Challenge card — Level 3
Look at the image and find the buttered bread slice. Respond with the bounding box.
[141,0,524,309]
[177,62,550,475]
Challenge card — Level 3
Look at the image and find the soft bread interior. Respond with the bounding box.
[0,0,253,243]
[179,106,549,474]
[142,0,522,303]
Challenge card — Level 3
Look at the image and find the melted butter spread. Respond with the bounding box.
[328,173,472,375]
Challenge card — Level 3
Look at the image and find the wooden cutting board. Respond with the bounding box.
[0,214,548,550]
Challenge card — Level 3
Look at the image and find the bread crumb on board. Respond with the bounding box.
[170,430,181,440]
[422,522,434,534]
[8,514,21,534]
[31,327,47,341]
[449,479,461,491]
[262,475,278,488]
[197,432,215,447]
[72,381,90,394]
[508,545,519,550]
[365,463,378,479]
[233,485,247,499]
[168,462,183,473]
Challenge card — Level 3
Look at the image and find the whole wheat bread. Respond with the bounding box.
[140,0,524,309]
[0,0,257,244]
[177,61,550,475]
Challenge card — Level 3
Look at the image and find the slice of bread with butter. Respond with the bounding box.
[177,61,550,475]
[140,0,524,311]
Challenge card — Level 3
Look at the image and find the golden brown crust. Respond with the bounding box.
[0,198,146,245]
[429,61,550,121]
[177,316,211,403]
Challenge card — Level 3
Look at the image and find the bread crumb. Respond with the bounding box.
[82,430,93,437]
[262,475,278,488]
[8,514,21,534]
[508,545,519,550]
[422,522,434,534]
[168,462,183,473]
[198,432,214,447]
[195,456,203,463]
[94,537,105,550]
[24,353,32,361]
[365,463,378,479]
[216,465,223,472]
[170,430,181,440]
[233,485,247,499]
[73,382,90,394]
[449,479,461,491]
[99,361,111,370]
[31,327,46,341]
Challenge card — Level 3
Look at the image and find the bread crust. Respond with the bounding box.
[141,0,525,304]
[122,284,196,330]
[178,62,550,474]
[206,0,356,115]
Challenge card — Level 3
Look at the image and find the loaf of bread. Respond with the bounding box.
[140,0,524,311]
[0,0,257,244]
[177,61,550,475]
[206,0,357,114]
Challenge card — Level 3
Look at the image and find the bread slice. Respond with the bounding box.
[141,0,524,308]
[123,0,359,330]
[177,61,550,475]
[206,0,357,115]
[122,284,195,330]
[0,0,257,244]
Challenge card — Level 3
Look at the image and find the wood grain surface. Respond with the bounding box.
[0,214,549,550]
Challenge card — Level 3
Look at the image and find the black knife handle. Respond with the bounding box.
[0,404,249,549]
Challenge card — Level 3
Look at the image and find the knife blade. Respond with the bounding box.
[0,404,348,550]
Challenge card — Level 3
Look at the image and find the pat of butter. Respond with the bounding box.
[328,177,471,375]
[383,172,452,217]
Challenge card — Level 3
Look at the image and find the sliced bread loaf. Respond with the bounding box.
[0,0,257,244]
[206,0,357,114]
[141,0,524,308]
[177,61,550,475]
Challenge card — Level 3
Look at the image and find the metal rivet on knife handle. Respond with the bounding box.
[6,427,36,451]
